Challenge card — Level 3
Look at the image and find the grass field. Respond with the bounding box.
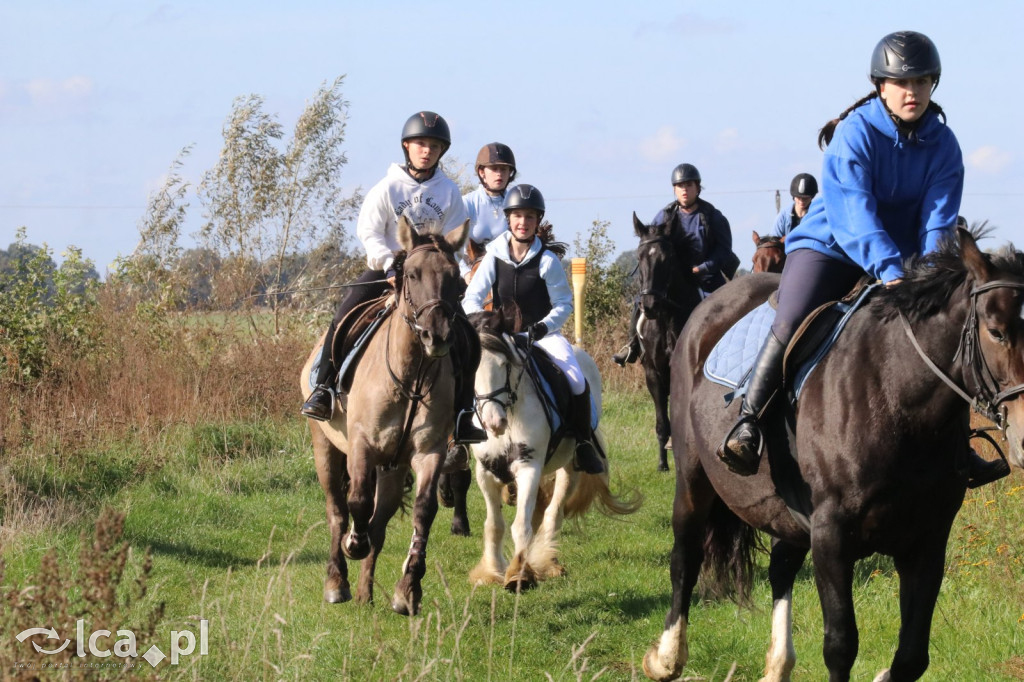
[2,391,1023,680]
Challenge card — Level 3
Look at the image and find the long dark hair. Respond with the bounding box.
[817,88,946,149]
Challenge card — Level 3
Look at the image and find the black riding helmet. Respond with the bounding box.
[870,31,941,89]
[503,184,545,223]
[401,111,451,168]
[671,163,701,186]
[475,142,517,182]
[790,173,818,198]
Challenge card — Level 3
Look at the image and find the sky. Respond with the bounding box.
[3,0,1023,276]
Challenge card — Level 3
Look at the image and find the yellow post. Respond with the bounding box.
[571,257,587,346]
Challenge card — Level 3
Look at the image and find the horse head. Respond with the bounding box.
[395,215,469,358]
[632,212,699,319]
[469,310,523,437]
[751,230,786,274]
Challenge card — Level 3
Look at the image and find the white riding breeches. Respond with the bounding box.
[532,332,586,394]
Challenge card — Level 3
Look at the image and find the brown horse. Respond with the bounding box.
[300,216,469,616]
[643,228,1024,681]
[751,230,786,273]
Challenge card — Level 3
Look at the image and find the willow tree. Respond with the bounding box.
[197,76,361,334]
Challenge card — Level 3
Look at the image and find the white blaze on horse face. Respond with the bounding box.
[1004,402,1024,470]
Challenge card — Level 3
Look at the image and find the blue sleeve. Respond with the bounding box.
[771,209,789,238]
[538,252,573,333]
[918,133,964,255]
[821,121,905,283]
[462,253,496,314]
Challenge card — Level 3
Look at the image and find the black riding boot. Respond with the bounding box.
[452,374,487,445]
[301,321,339,422]
[966,450,1011,488]
[612,304,642,367]
[718,331,787,476]
[571,383,605,474]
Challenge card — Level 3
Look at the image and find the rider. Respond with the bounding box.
[461,142,517,281]
[770,173,818,238]
[463,184,605,475]
[301,111,487,445]
[612,163,738,366]
[718,31,1009,488]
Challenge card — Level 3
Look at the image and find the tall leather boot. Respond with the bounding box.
[571,383,605,474]
[452,374,487,444]
[302,323,339,421]
[966,450,1011,488]
[717,331,787,476]
[612,304,642,367]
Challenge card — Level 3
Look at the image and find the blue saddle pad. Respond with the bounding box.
[704,283,881,400]
[527,351,598,433]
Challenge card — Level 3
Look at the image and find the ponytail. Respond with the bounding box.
[818,91,878,149]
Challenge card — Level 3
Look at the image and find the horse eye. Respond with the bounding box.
[988,328,1006,343]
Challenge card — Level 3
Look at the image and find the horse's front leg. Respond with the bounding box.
[469,458,508,585]
[312,424,351,604]
[643,454,714,681]
[811,510,859,682]
[352,467,406,606]
[391,447,444,616]
[448,468,472,537]
[530,465,578,580]
[644,361,671,472]
[760,539,808,682]
[874,539,948,682]
[504,457,543,592]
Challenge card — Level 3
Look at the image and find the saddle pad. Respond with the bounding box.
[703,300,776,389]
[524,346,598,433]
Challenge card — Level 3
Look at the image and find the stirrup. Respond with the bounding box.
[453,410,487,444]
[716,414,763,476]
[967,454,1011,489]
[301,385,335,422]
[612,342,640,367]
[574,440,605,475]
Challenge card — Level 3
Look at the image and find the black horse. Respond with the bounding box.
[643,228,1024,681]
[631,213,703,471]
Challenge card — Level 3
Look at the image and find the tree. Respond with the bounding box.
[570,220,632,334]
[197,77,362,333]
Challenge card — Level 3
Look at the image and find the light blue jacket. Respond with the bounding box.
[785,96,964,283]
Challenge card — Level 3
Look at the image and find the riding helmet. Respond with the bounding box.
[401,111,451,157]
[869,31,941,87]
[790,173,819,198]
[671,163,701,186]
[503,184,545,222]
[475,143,517,181]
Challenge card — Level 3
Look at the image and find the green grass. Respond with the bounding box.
[2,392,1023,680]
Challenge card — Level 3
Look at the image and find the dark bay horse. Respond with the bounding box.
[631,213,703,471]
[752,230,786,273]
[644,228,1024,681]
[300,216,469,616]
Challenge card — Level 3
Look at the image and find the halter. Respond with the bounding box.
[901,278,1024,436]
[637,235,689,311]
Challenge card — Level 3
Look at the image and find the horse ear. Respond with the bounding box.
[752,230,760,244]
[397,214,416,252]
[633,212,647,238]
[445,219,469,252]
[959,226,993,283]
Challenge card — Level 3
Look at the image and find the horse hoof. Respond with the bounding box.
[642,648,681,682]
[504,576,537,593]
[342,533,370,560]
[324,585,352,604]
[450,519,471,537]
[657,462,669,472]
[871,670,892,682]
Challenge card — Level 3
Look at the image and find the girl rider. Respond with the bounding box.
[719,31,1009,488]
[301,111,487,446]
[461,142,517,281]
[463,184,605,475]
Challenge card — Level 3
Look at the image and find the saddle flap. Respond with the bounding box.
[332,293,394,392]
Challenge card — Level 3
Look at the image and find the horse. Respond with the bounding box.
[752,230,786,273]
[468,310,640,591]
[300,215,470,616]
[643,227,1024,681]
[631,212,704,471]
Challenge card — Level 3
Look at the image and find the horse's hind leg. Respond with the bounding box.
[646,367,671,472]
[761,540,808,682]
[643,460,715,680]
[311,424,351,604]
[448,468,472,536]
[876,541,948,682]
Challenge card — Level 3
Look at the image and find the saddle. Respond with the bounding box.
[330,293,394,398]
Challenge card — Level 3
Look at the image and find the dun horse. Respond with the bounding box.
[631,213,703,471]
[643,228,1024,681]
[468,311,639,590]
[300,216,469,616]
[751,230,786,273]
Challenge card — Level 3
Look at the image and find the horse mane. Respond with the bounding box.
[468,310,518,359]
[870,223,1023,322]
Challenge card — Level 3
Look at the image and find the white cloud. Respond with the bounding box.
[967,145,1012,174]
[715,127,741,153]
[639,126,686,163]
[25,76,94,108]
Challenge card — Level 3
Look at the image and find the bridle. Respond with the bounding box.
[474,336,527,415]
[398,243,460,335]
[637,235,689,311]
[901,278,1024,442]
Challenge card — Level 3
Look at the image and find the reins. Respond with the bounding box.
[900,278,1024,455]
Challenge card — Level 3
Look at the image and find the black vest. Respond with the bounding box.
[491,246,552,327]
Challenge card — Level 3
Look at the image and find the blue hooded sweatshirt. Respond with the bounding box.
[784,95,964,284]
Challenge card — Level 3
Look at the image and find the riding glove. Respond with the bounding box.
[529,322,548,341]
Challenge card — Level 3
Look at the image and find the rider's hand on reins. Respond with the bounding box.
[528,322,548,344]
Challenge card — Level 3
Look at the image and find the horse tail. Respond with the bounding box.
[699,497,760,607]
[563,430,643,519]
